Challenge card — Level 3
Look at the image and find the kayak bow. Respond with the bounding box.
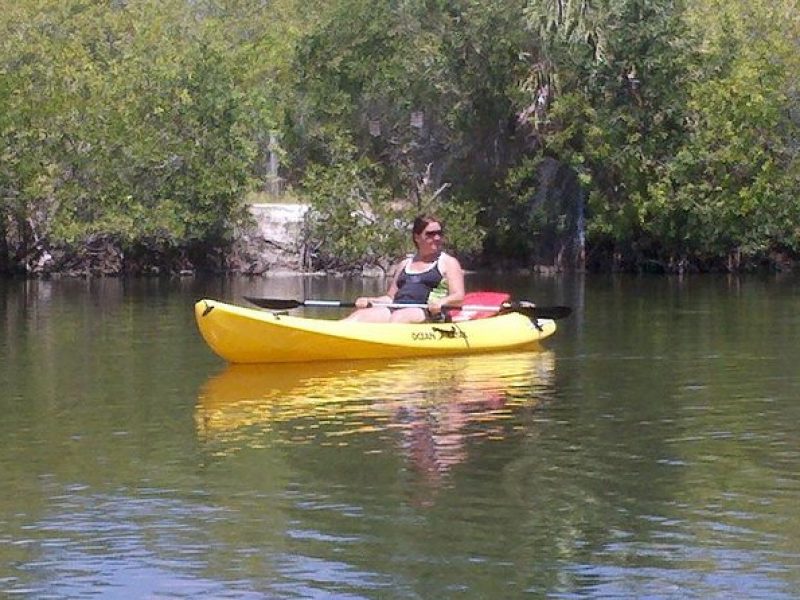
[194,298,556,363]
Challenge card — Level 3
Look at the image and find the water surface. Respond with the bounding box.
[1,274,799,598]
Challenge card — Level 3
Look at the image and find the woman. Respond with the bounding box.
[344,215,465,323]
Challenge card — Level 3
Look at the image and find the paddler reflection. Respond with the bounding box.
[196,351,556,478]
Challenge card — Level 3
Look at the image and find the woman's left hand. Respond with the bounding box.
[427,300,443,316]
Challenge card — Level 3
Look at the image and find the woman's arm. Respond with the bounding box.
[354,259,405,308]
[428,255,465,313]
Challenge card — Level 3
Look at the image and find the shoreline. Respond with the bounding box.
[4,202,797,278]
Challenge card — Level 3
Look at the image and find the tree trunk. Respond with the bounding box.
[0,213,8,274]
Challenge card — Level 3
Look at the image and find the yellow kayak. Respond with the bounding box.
[195,298,557,363]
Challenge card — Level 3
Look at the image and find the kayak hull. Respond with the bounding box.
[195,298,556,364]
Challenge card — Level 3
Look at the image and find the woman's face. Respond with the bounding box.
[414,221,444,252]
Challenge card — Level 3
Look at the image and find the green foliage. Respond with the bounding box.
[302,133,483,271]
[1,0,799,274]
[643,0,800,267]
[289,0,530,197]
[301,134,397,271]
[0,0,257,271]
[519,0,694,262]
[519,0,800,270]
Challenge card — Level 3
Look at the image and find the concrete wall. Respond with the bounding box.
[228,203,309,274]
[249,203,308,247]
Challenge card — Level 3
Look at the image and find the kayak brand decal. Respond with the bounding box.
[411,324,469,346]
[432,326,465,340]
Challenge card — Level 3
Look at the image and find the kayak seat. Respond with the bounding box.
[447,291,511,322]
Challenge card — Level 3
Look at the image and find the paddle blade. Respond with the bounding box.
[244,296,303,310]
[536,305,572,320]
[511,304,573,320]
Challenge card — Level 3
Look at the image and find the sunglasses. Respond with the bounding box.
[423,229,444,239]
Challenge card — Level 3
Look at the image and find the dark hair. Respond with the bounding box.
[411,214,442,236]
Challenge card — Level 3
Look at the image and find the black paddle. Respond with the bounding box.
[243,296,572,321]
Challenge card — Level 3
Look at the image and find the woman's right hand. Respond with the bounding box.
[354,297,372,309]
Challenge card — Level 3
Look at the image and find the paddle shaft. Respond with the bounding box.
[243,296,572,320]
[368,301,525,312]
[299,299,520,311]
[367,301,572,320]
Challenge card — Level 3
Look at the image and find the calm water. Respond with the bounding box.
[1,273,799,599]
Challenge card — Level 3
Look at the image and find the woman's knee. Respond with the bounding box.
[345,307,392,322]
[389,308,426,323]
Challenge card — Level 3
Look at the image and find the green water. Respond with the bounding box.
[1,274,799,598]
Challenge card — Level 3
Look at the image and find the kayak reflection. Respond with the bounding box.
[196,351,556,476]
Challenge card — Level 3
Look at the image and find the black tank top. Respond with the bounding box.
[393,258,444,304]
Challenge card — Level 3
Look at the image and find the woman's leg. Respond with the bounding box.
[389,307,427,323]
[342,306,393,322]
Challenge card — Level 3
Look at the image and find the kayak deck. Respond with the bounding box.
[195,298,556,363]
